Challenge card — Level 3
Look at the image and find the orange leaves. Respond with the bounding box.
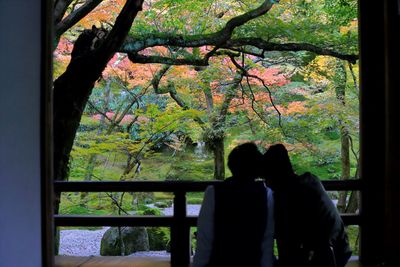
[247,68,290,87]
[140,46,169,56]
[168,65,198,80]
[266,101,307,115]
[284,101,307,114]
[104,53,163,88]
[78,0,125,28]
[54,37,74,78]
[229,92,272,113]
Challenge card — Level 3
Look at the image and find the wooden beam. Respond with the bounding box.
[54,180,362,193]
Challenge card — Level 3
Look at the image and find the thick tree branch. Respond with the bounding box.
[121,36,358,63]
[55,0,104,38]
[121,0,274,52]
[150,65,205,127]
[54,0,74,25]
[98,0,144,60]
[128,53,208,66]
[225,38,359,63]
[217,1,274,43]
[150,65,188,108]
[127,50,239,66]
[151,65,171,94]
[53,0,144,183]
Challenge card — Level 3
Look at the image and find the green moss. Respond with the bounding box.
[187,197,204,204]
[347,225,360,255]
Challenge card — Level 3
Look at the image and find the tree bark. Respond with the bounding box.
[53,0,144,215]
[122,38,358,64]
[206,73,242,180]
[203,87,214,115]
[54,0,74,25]
[337,126,350,212]
[334,60,350,213]
[213,136,225,180]
[55,0,104,40]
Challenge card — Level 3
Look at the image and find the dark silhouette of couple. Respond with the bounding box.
[193,142,352,267]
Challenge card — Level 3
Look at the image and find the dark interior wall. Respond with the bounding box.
[358,0,386,265]
[0,1,43,266]
[384,1,400,266]
[359,1,400,266]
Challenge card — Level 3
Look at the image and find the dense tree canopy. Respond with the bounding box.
[53,0,359,185]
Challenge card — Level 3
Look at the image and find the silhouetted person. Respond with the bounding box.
[263,144,351,267]
[193,142,275,267]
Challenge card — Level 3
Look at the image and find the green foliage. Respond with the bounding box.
[60,0,360,230]
[137,207,163,216]
[147,227,170,251]
[347,225,359,255]
[187,198,203,204]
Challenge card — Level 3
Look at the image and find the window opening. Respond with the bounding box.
[53,0,360,262]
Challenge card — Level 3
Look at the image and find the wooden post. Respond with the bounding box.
[383,1,400,266]
[171,191,191,267]
[359,0,386,265]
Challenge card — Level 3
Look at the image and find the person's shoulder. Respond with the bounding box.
[298,172,324,193]
[299,172,320,183]
[224,176,236,183]
[204,185,215,195]
[221,176,245,187]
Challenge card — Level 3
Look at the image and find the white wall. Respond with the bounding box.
[0,1,43,266]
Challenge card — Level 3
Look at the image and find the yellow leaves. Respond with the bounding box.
[72,131,130,156]
[340,19,358,35]
[304,56,336,86]
[168,65,197,80]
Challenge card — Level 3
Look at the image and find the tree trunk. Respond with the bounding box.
[204,87,214,115]
[212,136,225,180]
[334,59,350,213]
[53,0,144,215]
[53,3,143,253]
[206,73,242,180]
[337,126,350,212]
[345,190,359,213]
[346,155,360,213]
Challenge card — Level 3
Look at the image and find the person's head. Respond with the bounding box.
[227,142,262,180]
[262,143,295,189]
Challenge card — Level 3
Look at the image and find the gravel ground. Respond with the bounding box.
[59,205,201,256]
[161,204,201,216]
[59,227,109,256]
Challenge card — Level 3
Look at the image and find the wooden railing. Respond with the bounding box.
[54,180,362,267]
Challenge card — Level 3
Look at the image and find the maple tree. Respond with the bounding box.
[52,0,362,254]
[53,0,359,185]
